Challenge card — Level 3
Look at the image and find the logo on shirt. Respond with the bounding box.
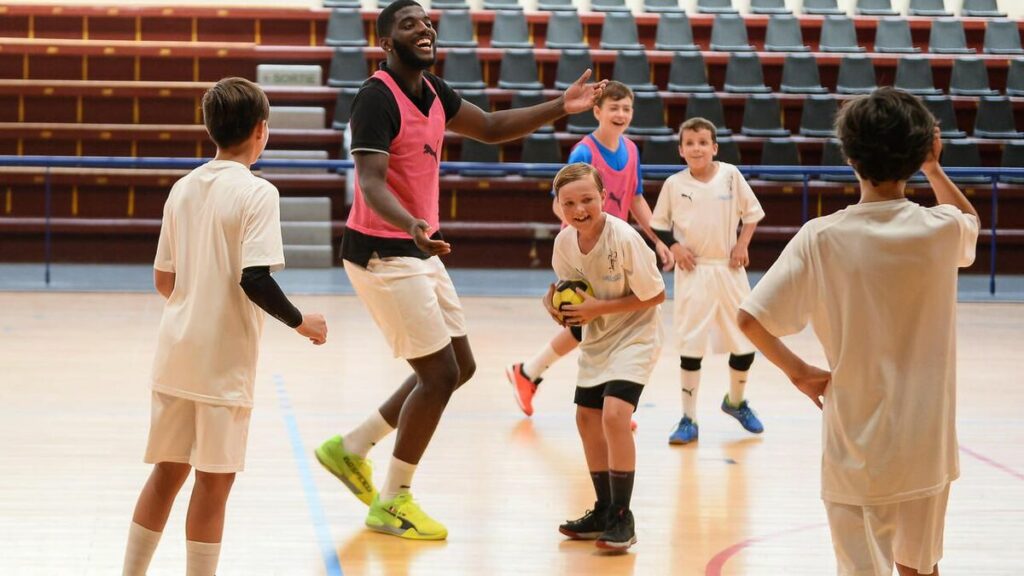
[607,249,618,274]
[679,192,693,202]
[423,143,438,161]
[607,190,626,212]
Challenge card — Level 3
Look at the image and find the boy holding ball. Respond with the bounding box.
[545,162,665,552]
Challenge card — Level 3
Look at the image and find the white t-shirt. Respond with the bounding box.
[740,199,979,506]
[152,160,286,407]
[552,215,665,389]
[650,162,765,259]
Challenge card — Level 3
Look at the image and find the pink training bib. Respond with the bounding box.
[347,70,446,239]
[579,135,640,221]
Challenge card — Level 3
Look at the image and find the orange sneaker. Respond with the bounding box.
[506,363,540,416]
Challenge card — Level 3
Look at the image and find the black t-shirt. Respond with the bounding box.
[343,64,463,267]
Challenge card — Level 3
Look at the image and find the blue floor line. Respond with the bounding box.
[274,374,344,576]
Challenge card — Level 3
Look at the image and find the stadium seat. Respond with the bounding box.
[799,94,838,137]
[668,52,714,93]
[613,51,657,92]
[819,15,866,53]
[765,14,809,52]
[741,94,790,137]
[725,53,770,93]
[710,13,753,52]
[655,13,699,51]
[780,53,827,94]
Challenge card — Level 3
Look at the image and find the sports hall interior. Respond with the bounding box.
[0,0,1022,574]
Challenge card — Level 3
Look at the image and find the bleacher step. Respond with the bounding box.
[280,197,331,222]
[282,221,332,245]
[284,245,334,269]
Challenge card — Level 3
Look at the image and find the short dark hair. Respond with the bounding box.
[553,162,604,197]
[201,77,269,149]
[836,87,936,185]
[377,0,423,40]
[596,81,634,107]
[679,117,718,145]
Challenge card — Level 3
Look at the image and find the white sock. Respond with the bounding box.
[122,522,162,576]
[185,540,221,576]
[728,368,748,407]
[681,369,700,421]
[522,344,562,382]
[343,410,395,459]
[381,457,417,502]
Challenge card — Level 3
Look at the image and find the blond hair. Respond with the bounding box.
[553,162,604,196]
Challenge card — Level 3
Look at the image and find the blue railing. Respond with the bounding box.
[2,155,1020,294]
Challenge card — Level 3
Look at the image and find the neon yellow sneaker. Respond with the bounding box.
[314,435,376,506]
[365,493,448,541]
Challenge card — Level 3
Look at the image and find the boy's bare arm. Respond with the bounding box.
[447,71,607,144]
[731,222,757,268]
[154,269,175,299]
[921,129,979,220]
[737,310,830,409]
[354,152,451,256]
[560,289,665,326]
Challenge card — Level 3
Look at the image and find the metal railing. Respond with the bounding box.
[1,155,1021,294]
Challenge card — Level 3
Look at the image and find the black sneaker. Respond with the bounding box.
[596,506,636,551]
[558,503,608,540]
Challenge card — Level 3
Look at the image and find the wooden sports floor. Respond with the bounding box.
[1,292,1022,575]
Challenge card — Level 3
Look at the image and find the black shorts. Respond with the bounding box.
[570,325,582,342]
[574,380,644,410]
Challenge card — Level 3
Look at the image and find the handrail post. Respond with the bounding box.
[44,167,52,286]
[990,176,998,296]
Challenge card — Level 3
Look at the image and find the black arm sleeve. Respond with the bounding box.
[654,228,678,248]
[239,266,303,329]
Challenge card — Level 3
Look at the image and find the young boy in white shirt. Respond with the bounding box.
[651,117,766,445]
[507,81,673,419]
[545,163,665,552]
[121,77,328,576]
[738,87,979,576]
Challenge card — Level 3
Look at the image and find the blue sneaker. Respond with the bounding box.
[668,416,698,445]
[721,395,764,434]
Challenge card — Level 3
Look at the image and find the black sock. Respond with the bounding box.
[609,470,635,510]
[590,471,611,508]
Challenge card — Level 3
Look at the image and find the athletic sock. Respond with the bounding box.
[122,522,162,576]
[522,344,562,384]
[381,456,417,502]
[343,410,394,459]
[681,369,700,421]
[609,470,635,510]
[590,471,611,508]
[185,540,221,576]
[728,369,748,407]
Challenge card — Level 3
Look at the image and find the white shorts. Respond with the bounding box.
[673,260,755,358]
[824,485,951,576]
[344,255,467,360]
[144,391,252,473]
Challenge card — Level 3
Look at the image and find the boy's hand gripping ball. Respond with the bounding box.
[552,279,594,311]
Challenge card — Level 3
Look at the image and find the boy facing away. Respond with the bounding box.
[507,81,673,418]
[122,77,328,576]
[738,87,979,575]
[651,117,766,445]
[545,163,665,552]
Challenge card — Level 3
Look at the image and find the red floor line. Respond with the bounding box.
[704,522,824,576]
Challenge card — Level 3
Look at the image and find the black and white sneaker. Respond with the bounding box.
[558,503,608,540]
[596,506,636,551]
